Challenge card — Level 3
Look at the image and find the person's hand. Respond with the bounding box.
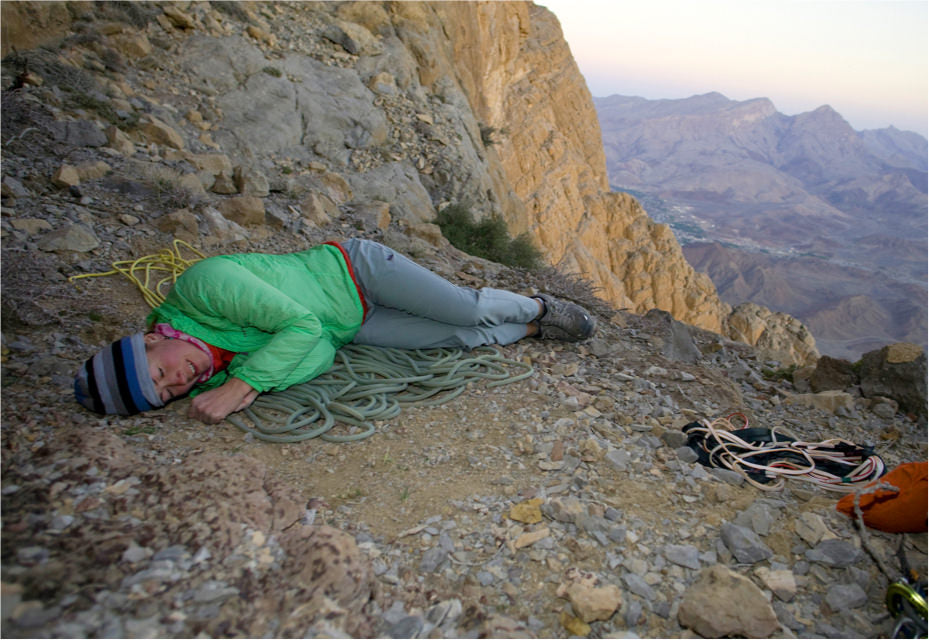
[188,377,258,424]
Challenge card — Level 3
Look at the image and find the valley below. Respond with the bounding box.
[596,93,928,362]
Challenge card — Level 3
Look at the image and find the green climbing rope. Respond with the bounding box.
[226,344,534,443]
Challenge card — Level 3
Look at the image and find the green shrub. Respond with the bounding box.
[435,204,542,270]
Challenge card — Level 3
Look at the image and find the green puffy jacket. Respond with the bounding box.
[147,243,364,395]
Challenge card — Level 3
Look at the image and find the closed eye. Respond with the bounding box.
[154,368,174,403]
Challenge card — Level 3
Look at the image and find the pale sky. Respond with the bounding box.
[541,0,929,137]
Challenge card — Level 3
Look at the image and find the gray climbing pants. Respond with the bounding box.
[342,238,539,349]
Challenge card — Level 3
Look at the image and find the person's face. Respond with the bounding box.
[144,333,212,404]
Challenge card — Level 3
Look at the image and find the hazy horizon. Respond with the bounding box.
[543,0,928,138]
[591,90,928,139]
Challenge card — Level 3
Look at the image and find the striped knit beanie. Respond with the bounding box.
[74,333,164,415]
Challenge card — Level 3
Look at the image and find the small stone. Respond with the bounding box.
[1,581,23,615]
[10,600,56,627]
[368,71,398,96]
[622,572,655,600]
[212,173,238,194]
[139,115,185,149]
[514,526,550,550]
[710,468,745,485]
[664,544,701,570]
[806,539,861,567]
[560,611,591,636]
[542,496,585,523]
[425,599,462,627]
[105,126,136,155]
[157,208,199,242]
[122,542,152,563]
[300,191,338,226]
[233,165,270,196]
[606,448,630,470]
[246,25,277,46]
[52,164,81,188]
[9,218,52,235]
[76,160,111,181]
[735,501,779,536]
[794,512,829,546]
[624,599,644,628]
[36,223,99,253]
[16,547,49,566]
[660,429,688,448]
[216,196,266,227]
[1,176,31,198]
[419,547,446,573]
[825,583,868,611]
[754,566,797,601]
[153,545,188,562]
[388,615,424,639]
[109,32,152,58]
[563,582,622,623]
[719,522,773,564]
[163,5,195,28]
[509,498,543,524]
[193,581,238,604]
[48,514,74,531]
[476,570,496,586]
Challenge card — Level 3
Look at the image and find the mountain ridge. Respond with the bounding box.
[594,92,927,360]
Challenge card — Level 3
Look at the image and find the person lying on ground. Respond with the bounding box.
[74,239,595,425]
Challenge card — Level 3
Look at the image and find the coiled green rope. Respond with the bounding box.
[226,344,533,443]
[69,241,534,444]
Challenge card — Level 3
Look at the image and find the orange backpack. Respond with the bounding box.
[836,462,928,533]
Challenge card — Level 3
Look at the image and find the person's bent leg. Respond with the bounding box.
[352,305,529,349]
[343,239,538,327]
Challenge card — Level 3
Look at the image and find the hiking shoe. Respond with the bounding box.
[533,294,596,341]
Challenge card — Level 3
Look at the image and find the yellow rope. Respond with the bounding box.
[68,239,206,309]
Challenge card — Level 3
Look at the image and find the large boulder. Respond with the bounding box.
[678,564,780,638]
[726,302,820,367]
[858,343,927,417]
[810,355,857,392]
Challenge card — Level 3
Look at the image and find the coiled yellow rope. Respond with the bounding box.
[68,239,205,309]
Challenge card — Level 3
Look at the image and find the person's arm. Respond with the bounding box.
[188,377,258,424]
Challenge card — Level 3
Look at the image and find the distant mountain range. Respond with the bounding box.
[593,92,927,360]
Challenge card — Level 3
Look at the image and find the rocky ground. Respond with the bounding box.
[2,2,927,638]
[2,211,927,637]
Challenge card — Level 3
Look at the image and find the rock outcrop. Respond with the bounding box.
[424,3,729,332]
[726,302,820,367]
[858,343,927,417]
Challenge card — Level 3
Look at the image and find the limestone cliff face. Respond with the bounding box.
[397,2,815,362]
[396,3,728,332]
